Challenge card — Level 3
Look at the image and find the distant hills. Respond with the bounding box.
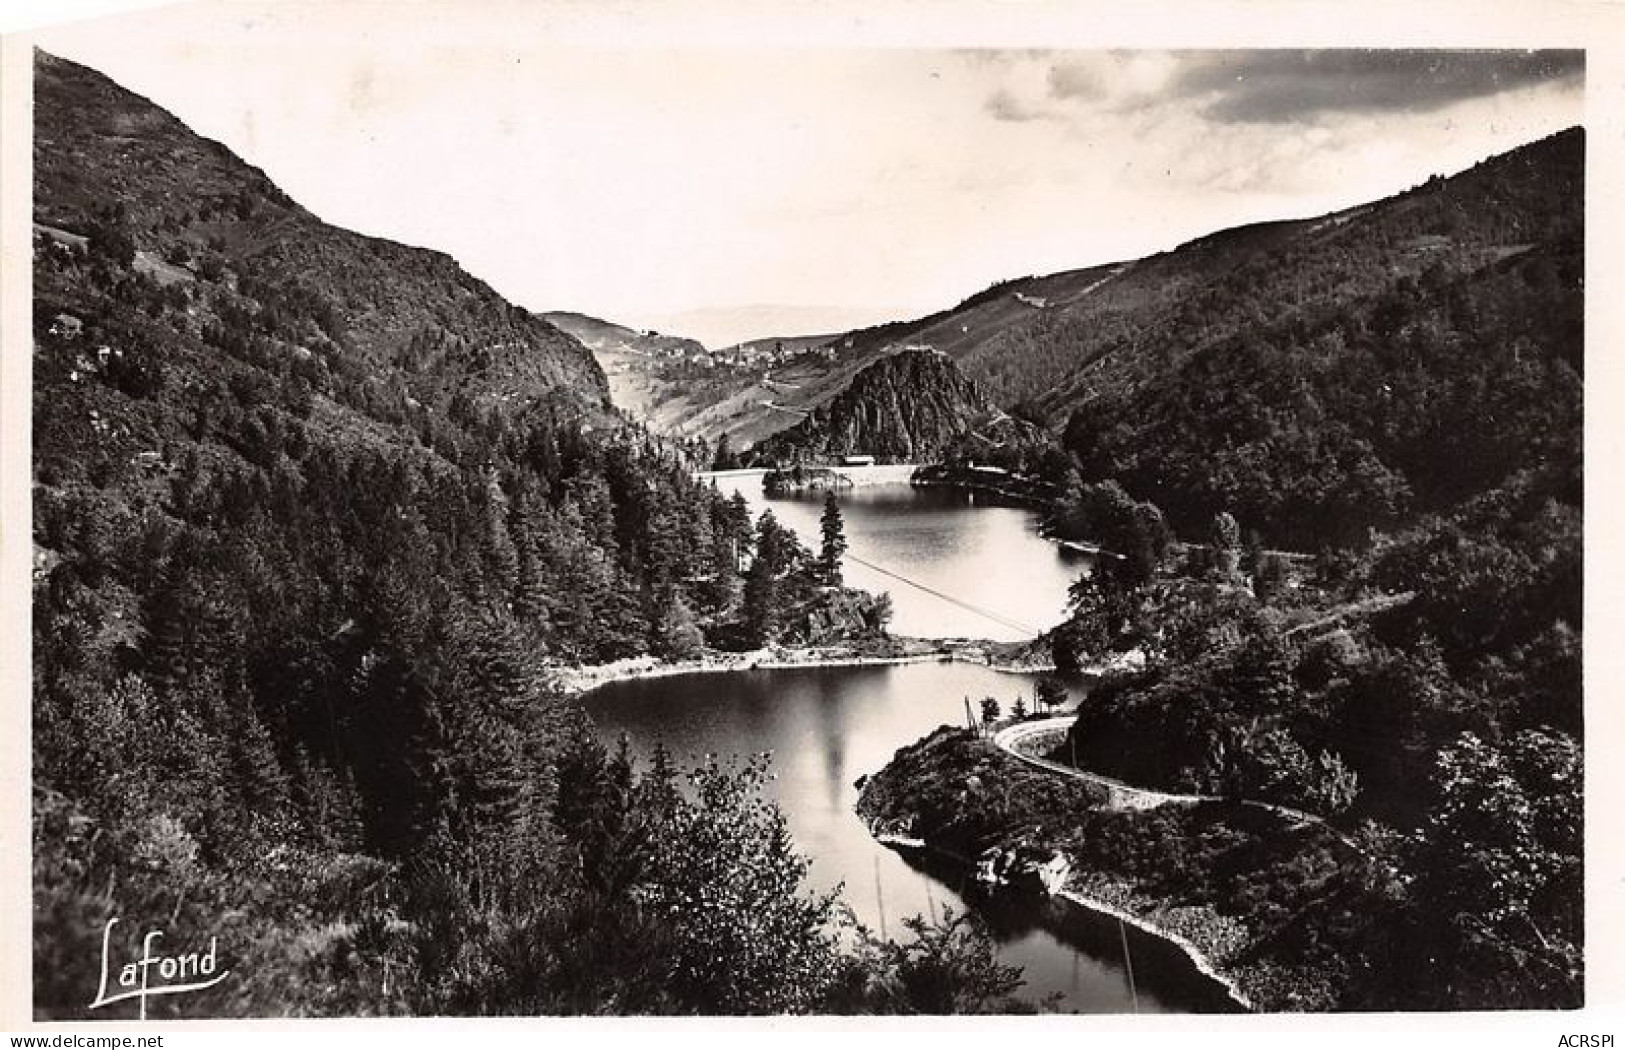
[605,128,1582,497]
[540,311,707,360]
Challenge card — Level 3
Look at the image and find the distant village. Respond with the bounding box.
[708,339,938,369]
[706,339,839,368]
[621,333,825,368]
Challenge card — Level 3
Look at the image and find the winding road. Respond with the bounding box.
[990,716,1361,850]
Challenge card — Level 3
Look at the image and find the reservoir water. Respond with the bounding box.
[582,473,1234,1013]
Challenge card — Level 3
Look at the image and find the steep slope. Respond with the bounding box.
[1029,130,1582,424]
[751,348,997,463]
[814,132,1582,424]
[1060,234,1582,548]
[1054,131,1582,549]
[34,50,607,416]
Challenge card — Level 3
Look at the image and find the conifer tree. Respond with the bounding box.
[711,432,739,471]
[510,497,553,634]
[742,554,781,649]
[223,687,293,830]
[653,591,705,659]
[818,492,847,587]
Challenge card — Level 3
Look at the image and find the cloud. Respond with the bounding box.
[967,48,1583,206]
[1046,61,1107,102]
[984,87,1048,123]
[981,49,1583,129]
[981,53,1144,121]
[979,51,1074,123]
[1171,49,1585,124]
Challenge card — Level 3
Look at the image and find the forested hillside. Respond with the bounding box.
[1036,384,1580,1009]
[30,51,999,1018]
[1032,177,1585,1004]
[924,130,1583,556]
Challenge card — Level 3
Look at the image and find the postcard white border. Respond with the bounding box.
[3,2,1622,1044]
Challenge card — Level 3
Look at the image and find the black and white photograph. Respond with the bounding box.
[3,0,1620,1039]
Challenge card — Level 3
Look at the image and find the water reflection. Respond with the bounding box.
[893,847,1237,1013]
[813,673,847,813]
[587,661,1233,1013]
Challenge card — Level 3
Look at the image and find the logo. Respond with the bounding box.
[88,917,230,1019]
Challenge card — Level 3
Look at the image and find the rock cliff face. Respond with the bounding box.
[754,348,995,463]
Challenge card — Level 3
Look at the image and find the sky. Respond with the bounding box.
[28,4,1586,348]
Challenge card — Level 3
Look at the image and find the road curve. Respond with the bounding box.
[992,717,1194,811]
[990,716,1361,850]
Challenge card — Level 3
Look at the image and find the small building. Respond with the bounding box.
[50,313,83,339]
[840,454,876,467]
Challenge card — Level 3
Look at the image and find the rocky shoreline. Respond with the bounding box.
[555,635,1058,698]
[1056,882,1253,1011]
[554,645,939,697]
[870,826,1250,1012]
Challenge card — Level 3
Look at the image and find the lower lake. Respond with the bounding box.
[582,474,1235,1013]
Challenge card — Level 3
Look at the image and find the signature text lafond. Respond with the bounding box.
[88,918,229,1020]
